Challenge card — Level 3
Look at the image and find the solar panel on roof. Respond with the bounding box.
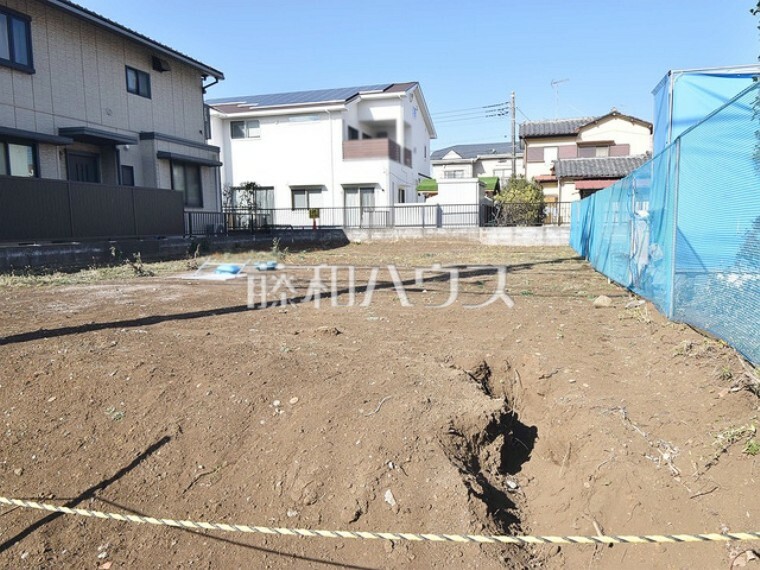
[207,84,392,107]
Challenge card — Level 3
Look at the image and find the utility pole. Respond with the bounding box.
[510,91,517,178]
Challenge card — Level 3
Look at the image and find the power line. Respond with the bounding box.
[431,101,507,116]
[433,109,503,121]
[516,107,532,121]
[435,115,506,125]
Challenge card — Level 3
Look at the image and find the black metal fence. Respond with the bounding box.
[186,202,572,236]
[0,175,185,242]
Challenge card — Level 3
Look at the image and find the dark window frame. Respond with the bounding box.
[0,6,34,73]
[230,119,260,139]
[170,160,203,208]
[0,138,39,178]
[125,65,151,99]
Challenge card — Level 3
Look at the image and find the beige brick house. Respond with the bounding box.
[0,0,224,213]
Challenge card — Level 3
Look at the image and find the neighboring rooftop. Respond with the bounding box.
[46,0,224,79]
[431,142,523,161]
[554,155,649,179]
[520,110,653,138]
[520,117,595,138]
[208,83,414,112]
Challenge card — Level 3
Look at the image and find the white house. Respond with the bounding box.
[430,142,524,187]
[423,142,524,204]
[207,82,436,227]
[0,0,224,216]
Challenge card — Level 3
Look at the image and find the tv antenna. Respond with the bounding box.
[551,78,569,118]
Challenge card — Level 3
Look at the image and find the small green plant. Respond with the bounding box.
[125,252,153,276]
[271,238,289,260]
[109,245,122,261]
[744,439,760,456]
[105,406,125,421]
[186,244,202,270]
[715,365,733,382]
[714,424,756,447]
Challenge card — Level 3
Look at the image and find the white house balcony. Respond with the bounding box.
[342,139,412,167]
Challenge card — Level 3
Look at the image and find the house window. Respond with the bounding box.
[444,170,464,179]
[230,120,260,139]
[120,165,135,186]
[0,141,36,177]
[0,8,33,72]
[291,187,323,209]
[526,147,544,162]
[126,66,151,98]
[397,187,406,203]
[347,126,359,140]
[543,146,558,162]
[493,168,511,182]
[578,145,610,158]
[171,161,203,207]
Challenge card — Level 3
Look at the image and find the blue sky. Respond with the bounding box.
[80,1,758,149]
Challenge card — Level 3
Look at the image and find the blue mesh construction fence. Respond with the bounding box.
[571,82,760,365]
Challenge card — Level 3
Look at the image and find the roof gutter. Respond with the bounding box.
[209,103,346,119]
[203,76,220,94]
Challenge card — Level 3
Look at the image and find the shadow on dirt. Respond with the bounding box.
[0,435,171,554]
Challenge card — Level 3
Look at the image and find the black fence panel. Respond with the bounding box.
[0,175,185,242]
[0,176,72,241]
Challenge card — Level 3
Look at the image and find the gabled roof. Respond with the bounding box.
[520,111,653,138]
[582,110,653,133]
[431,142,523,161]
[553,155,649,179]
[44,0,223,79]
[520,117,595,138]
[208,84,393,110]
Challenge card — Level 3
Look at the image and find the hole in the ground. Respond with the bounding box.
[442,401,538,535]
[501,420,538,475]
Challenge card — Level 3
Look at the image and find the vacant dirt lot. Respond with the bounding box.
[0,241,758,569]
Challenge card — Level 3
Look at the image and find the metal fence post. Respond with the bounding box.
[668,138,681,319]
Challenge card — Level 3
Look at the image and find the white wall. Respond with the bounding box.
[577,118,652,155]
[476,156,524,178]
[436,178,483,204]
[431,162,474,180]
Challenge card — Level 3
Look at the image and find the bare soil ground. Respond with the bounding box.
[0,241,758,569]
